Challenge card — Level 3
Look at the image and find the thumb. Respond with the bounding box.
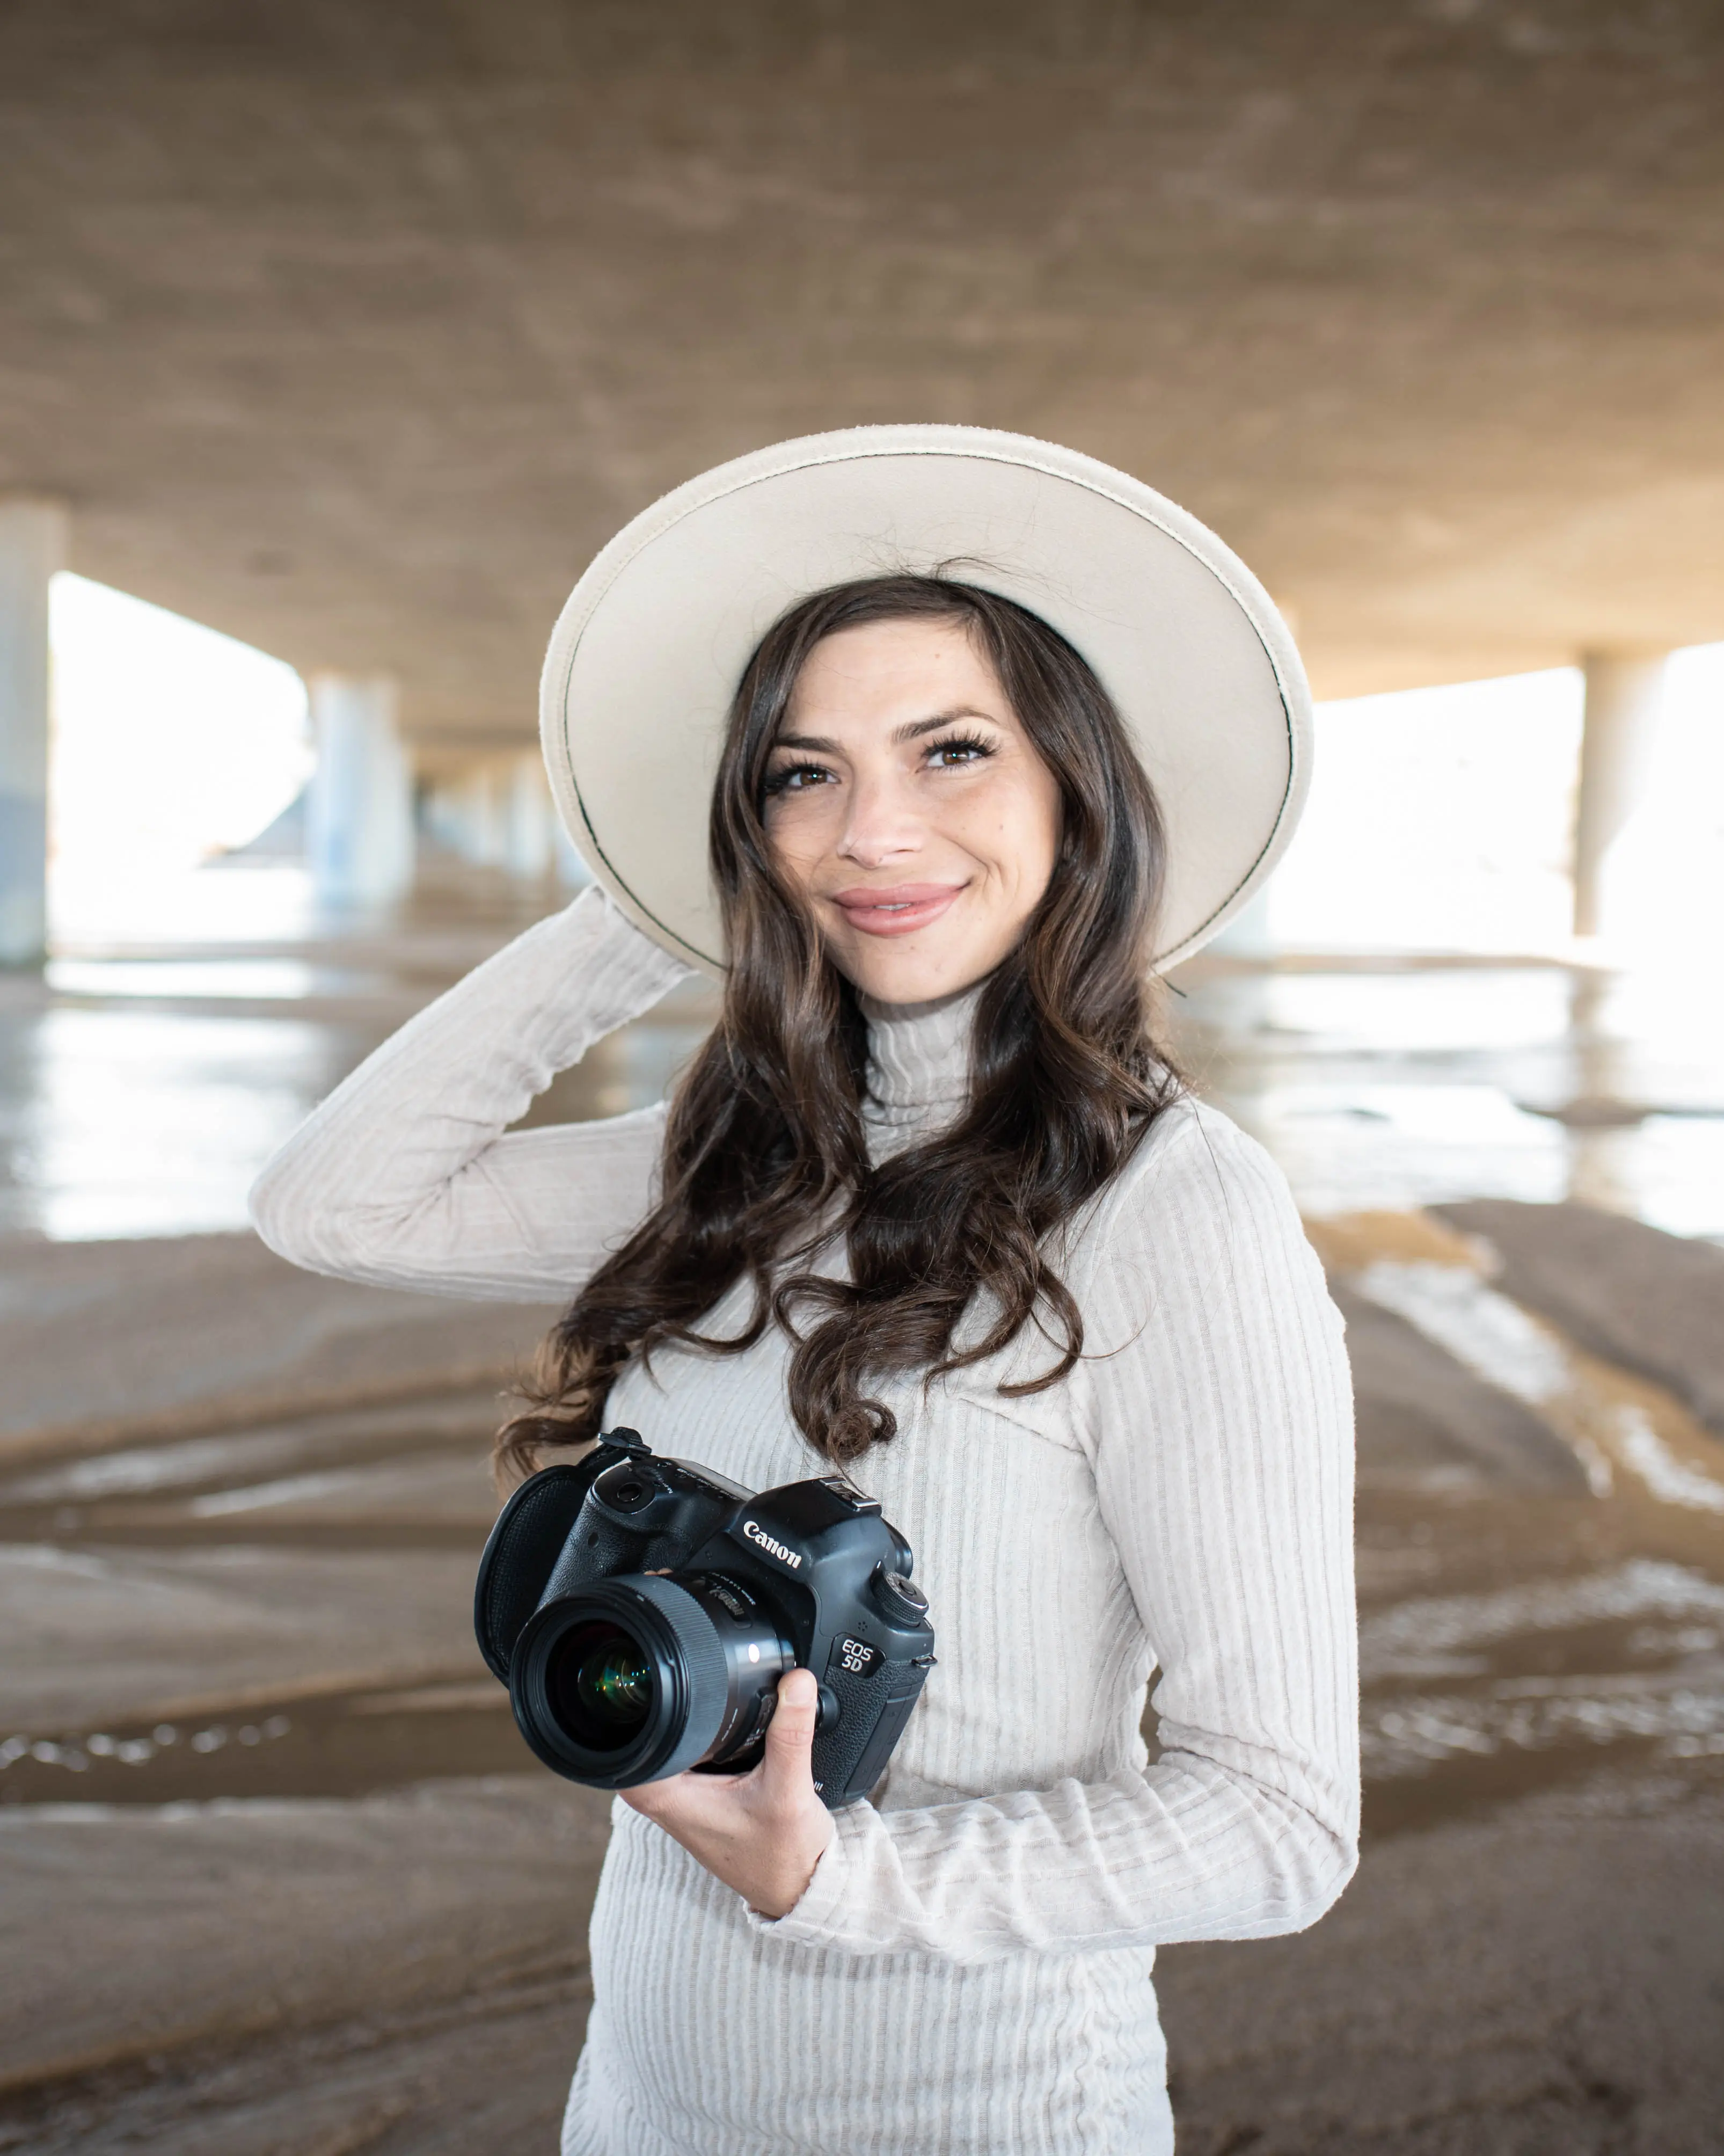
[762,1666,820,1789]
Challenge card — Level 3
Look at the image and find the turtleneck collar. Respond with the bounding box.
[856,980,984,1159]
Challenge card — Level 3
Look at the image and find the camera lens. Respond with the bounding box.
[548,1621,655,1751]
[508,1574,792,1791]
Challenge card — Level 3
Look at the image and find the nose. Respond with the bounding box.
[836,767,924,870]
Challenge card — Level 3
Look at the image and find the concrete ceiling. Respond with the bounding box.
[2,1,1721,744]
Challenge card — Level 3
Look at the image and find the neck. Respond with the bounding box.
[856,978,985,1157]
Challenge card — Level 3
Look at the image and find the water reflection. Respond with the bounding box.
[0,1008,377,1241]
[1166,955,1724,1239]
[3,864,1723,1242]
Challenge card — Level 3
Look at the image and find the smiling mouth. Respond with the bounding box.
[828,884,965,937]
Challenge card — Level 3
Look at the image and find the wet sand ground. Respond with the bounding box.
[2,870,1722,2151]
[3,1203,1721,2154]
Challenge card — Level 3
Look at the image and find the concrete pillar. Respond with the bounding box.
[470,762,508,868]
[503,752,556,879]
[420,777,463,857]
[426,766,485,866]
[0,498,68,965]
[1573,652,1668,938]
[423,753,575,880]
[306,672,414,908]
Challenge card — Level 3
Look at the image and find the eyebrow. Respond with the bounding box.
[770,705,999,755]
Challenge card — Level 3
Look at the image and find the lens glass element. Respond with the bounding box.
[548,1621,656,1752]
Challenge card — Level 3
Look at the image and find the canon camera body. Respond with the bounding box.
[474,1429,936,1810]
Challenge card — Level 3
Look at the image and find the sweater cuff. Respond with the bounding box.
[743,1801,871,1948]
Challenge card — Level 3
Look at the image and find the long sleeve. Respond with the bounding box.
[248,887,693,1301]
[764,1103,1359,1964]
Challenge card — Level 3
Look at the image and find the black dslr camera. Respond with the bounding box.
[474,1429,936,1810]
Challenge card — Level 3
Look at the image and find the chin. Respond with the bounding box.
[839,940,996,1007]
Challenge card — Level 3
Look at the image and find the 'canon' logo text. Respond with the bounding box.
[742,1519,802,1569]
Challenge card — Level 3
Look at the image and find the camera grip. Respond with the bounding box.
[812,1661,931,1809]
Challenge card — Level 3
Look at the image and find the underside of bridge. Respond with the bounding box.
[1,0,1720,751]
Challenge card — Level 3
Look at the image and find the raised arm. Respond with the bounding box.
[762,1102,1359,1963]
[249,887,694,1302]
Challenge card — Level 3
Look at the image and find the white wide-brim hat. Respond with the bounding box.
[540,425,1310,977]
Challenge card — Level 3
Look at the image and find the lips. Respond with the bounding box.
[827,883,965,936]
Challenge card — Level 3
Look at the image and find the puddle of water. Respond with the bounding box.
[1360,1558,1724,1674]
[0,1007,385,1241]
[0,1673,532,1807]
[1356,1548,1724,1834]
[1166,959,1724,1239]
[9,850,1724,1244]
[0,1394,506,1550]
[45,959,374,1003]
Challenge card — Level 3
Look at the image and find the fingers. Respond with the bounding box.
[761,1666,819,1792]
[621,1672,832,1913]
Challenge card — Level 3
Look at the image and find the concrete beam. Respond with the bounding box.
[6,6,1724,734]
[305,673,414,909]
[1573,653,1668,938]
[0,498,67,966]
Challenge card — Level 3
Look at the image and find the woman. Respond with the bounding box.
[252,428,1357,2156]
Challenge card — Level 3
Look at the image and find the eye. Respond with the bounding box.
[924,732,996,770]
[762,759,837,798]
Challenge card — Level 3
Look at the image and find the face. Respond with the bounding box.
[761,616,1063,1004]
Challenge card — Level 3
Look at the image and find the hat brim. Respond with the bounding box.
[540,425,1310,979]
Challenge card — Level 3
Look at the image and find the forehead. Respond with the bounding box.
[784,615,1006,723]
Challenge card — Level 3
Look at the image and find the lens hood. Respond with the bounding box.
[509,1575,730,1789]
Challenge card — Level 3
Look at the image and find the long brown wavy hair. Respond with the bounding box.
[496,573,1181,1481]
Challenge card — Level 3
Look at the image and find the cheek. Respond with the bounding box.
[1022,778,1064,886]
[963,770,1061,895]
[762,805,827,887]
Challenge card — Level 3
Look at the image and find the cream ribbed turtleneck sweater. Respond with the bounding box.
[250,890,1358,2156]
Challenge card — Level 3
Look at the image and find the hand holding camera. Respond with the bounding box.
[476,1426,936,1823]
[474,1427,936,1914]
[622,1660,835,1919]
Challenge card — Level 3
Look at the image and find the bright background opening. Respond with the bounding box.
[48,573,311,938]
[1267,646,1724,957]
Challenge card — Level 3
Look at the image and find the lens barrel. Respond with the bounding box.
[509,1573,790,1789]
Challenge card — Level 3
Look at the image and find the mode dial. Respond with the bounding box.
[872,1568,929,1625]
